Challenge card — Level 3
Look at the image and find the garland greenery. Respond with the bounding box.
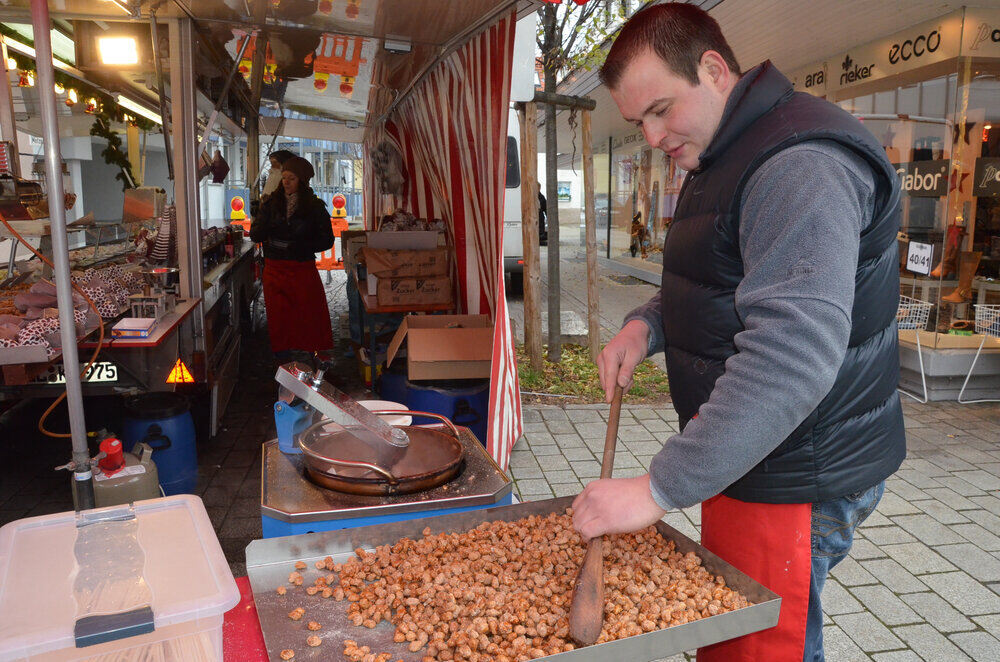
[89,111,138,191]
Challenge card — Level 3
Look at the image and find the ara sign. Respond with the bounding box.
[895,160,948,197]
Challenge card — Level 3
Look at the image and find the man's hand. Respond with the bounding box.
[597,320,650,403]
[572,474,667,541]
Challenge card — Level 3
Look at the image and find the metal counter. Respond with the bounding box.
[260,426,513,523]
[246,496,781,662]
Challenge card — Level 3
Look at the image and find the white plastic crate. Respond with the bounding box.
[0,495,239,662]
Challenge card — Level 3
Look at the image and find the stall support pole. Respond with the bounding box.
[581,110,600,363]
[168,18,205,351]
[30,0,93,509]
[518,102,542,371]
[0,42,20,176]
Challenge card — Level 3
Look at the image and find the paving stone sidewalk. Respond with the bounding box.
[508,399,1000,661]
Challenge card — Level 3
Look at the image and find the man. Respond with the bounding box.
[571,4,905,661]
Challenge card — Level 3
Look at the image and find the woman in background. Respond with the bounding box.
[250,156,334,360]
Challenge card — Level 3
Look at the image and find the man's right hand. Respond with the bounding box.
[597,319,650,403]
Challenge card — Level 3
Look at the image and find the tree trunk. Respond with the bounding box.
[543,5,561,362]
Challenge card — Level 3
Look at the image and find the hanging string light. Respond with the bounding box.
[85,97,98,114]
[54,81,65,94]
[65,88,78,107]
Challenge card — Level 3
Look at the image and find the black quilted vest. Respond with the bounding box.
[662,62,906,503]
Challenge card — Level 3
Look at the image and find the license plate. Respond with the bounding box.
[34,361,118,384]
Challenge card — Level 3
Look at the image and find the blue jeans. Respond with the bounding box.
[805,481,885,662]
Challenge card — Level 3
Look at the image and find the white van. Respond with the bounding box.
[503,106,523,293]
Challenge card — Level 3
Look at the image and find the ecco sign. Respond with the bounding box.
[895,160,948,197]
[888,29,941,64]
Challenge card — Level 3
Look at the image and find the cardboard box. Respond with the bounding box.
[387,314,493,380]
[362,247,450,278]
[376,276,453,307]
[366,230,442,250]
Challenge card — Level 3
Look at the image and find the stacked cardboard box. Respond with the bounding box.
[361,246,452,306]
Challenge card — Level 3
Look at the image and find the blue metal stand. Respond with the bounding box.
[261,492,514,538]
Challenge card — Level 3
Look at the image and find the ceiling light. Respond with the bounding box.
[98,36,138,66]
[117,94,161,125]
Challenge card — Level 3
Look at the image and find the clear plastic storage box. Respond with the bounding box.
[0,495,239,662]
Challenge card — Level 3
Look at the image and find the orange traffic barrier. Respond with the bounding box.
[316,217,351,271]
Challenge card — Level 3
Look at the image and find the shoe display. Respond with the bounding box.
[942,251,982,303]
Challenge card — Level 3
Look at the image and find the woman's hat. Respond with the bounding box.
[281,156,315,183]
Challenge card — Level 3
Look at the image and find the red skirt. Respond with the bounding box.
[262,258,333,354]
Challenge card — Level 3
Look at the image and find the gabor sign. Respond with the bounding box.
[895,160,948,197]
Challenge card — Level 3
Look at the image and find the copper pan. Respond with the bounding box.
[299,411,465,496]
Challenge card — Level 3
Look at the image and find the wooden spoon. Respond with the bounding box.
[568,383,624,646]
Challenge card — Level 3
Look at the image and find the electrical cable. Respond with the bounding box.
[0,211,105,438]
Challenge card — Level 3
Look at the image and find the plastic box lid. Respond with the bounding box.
[0,495,239,661]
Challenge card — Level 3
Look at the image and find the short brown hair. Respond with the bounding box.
[600,3,741,88]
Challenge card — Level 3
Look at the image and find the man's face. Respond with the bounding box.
[610,49,731,171]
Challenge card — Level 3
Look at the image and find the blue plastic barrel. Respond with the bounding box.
[121,392,198,495]
[406,379,489,446]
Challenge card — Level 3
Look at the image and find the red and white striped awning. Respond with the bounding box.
[363,13,522,471]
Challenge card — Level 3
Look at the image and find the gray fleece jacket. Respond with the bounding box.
[626,90,877,511]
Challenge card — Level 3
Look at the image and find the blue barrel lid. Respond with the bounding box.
[124,392,191,419]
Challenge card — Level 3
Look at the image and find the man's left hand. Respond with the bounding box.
[571,474,667,541]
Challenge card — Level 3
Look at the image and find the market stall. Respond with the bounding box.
[0,2,258,440]
[0,2,788,662]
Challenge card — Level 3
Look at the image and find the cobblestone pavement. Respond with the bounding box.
[509,399,1000,661]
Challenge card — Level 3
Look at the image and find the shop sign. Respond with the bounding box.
[789,10,962,95]
[962,9,1000,56]
[895,160,948,197]
[973,157,1000,197]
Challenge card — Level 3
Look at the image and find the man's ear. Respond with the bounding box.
[700,50,732,91]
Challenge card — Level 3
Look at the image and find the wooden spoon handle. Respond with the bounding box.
[600,384,624,479]
[568,384,624,646]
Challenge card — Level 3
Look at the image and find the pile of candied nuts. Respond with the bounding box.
[276,509,751,662]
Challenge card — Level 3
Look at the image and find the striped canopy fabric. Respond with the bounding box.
[363,13,522,471]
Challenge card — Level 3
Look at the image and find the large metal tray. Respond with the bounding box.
[246,496,781,661]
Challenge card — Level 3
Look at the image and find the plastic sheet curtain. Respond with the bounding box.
[363,14,522,471]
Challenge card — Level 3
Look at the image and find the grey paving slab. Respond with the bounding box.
[552,482,584,498]
[877,492,924,516]
[834,612,904,652]
[831,557,880,586]
[613,452,643,469]
[617,425,655,441]
[948,631,1000,662]
[952,470,1000,492]
[641,418,674,433]
[935,544,1000,583]
[953,522,1000,552]
[894,624,971,662]
[863,525,920,546]
[564,409,603,422]
[562,446,597,462]
[923,451,980,473]
[946,446,999,466]
[524,430,555,444]
[912,499,972,525]
[972,614,1000,634]
[902,592,976,633]
[872,651,923,662]
[552,432,585,448]
[933,476,988,497]
[539,408,569,421]
[537,455,571,471]
[546,420,577,434]
[662,512,700,543]
[529,443,563,456]
[881,542,957,575]
[860,559,929,594]
[852,538,890,561]
[859,511,896,528]
[890,514,967,545]
[573,422,608,439]
[511,464,544,478]
[624,440,666,455]
[923,487,981,511]
[823,624,875,661]
[848,585,922,626]
[823,579,866,615]
[612,466,649,478]
[968,494,1000,517]
[544,470,581,484]
[919,571,1000,616]
[965,509,1000,536]
[886,478,933,503]
[570,460,602,479]
[515,479,555,497]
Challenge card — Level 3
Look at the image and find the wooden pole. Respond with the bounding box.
[519,102,543,371]
[582,110,600,363]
